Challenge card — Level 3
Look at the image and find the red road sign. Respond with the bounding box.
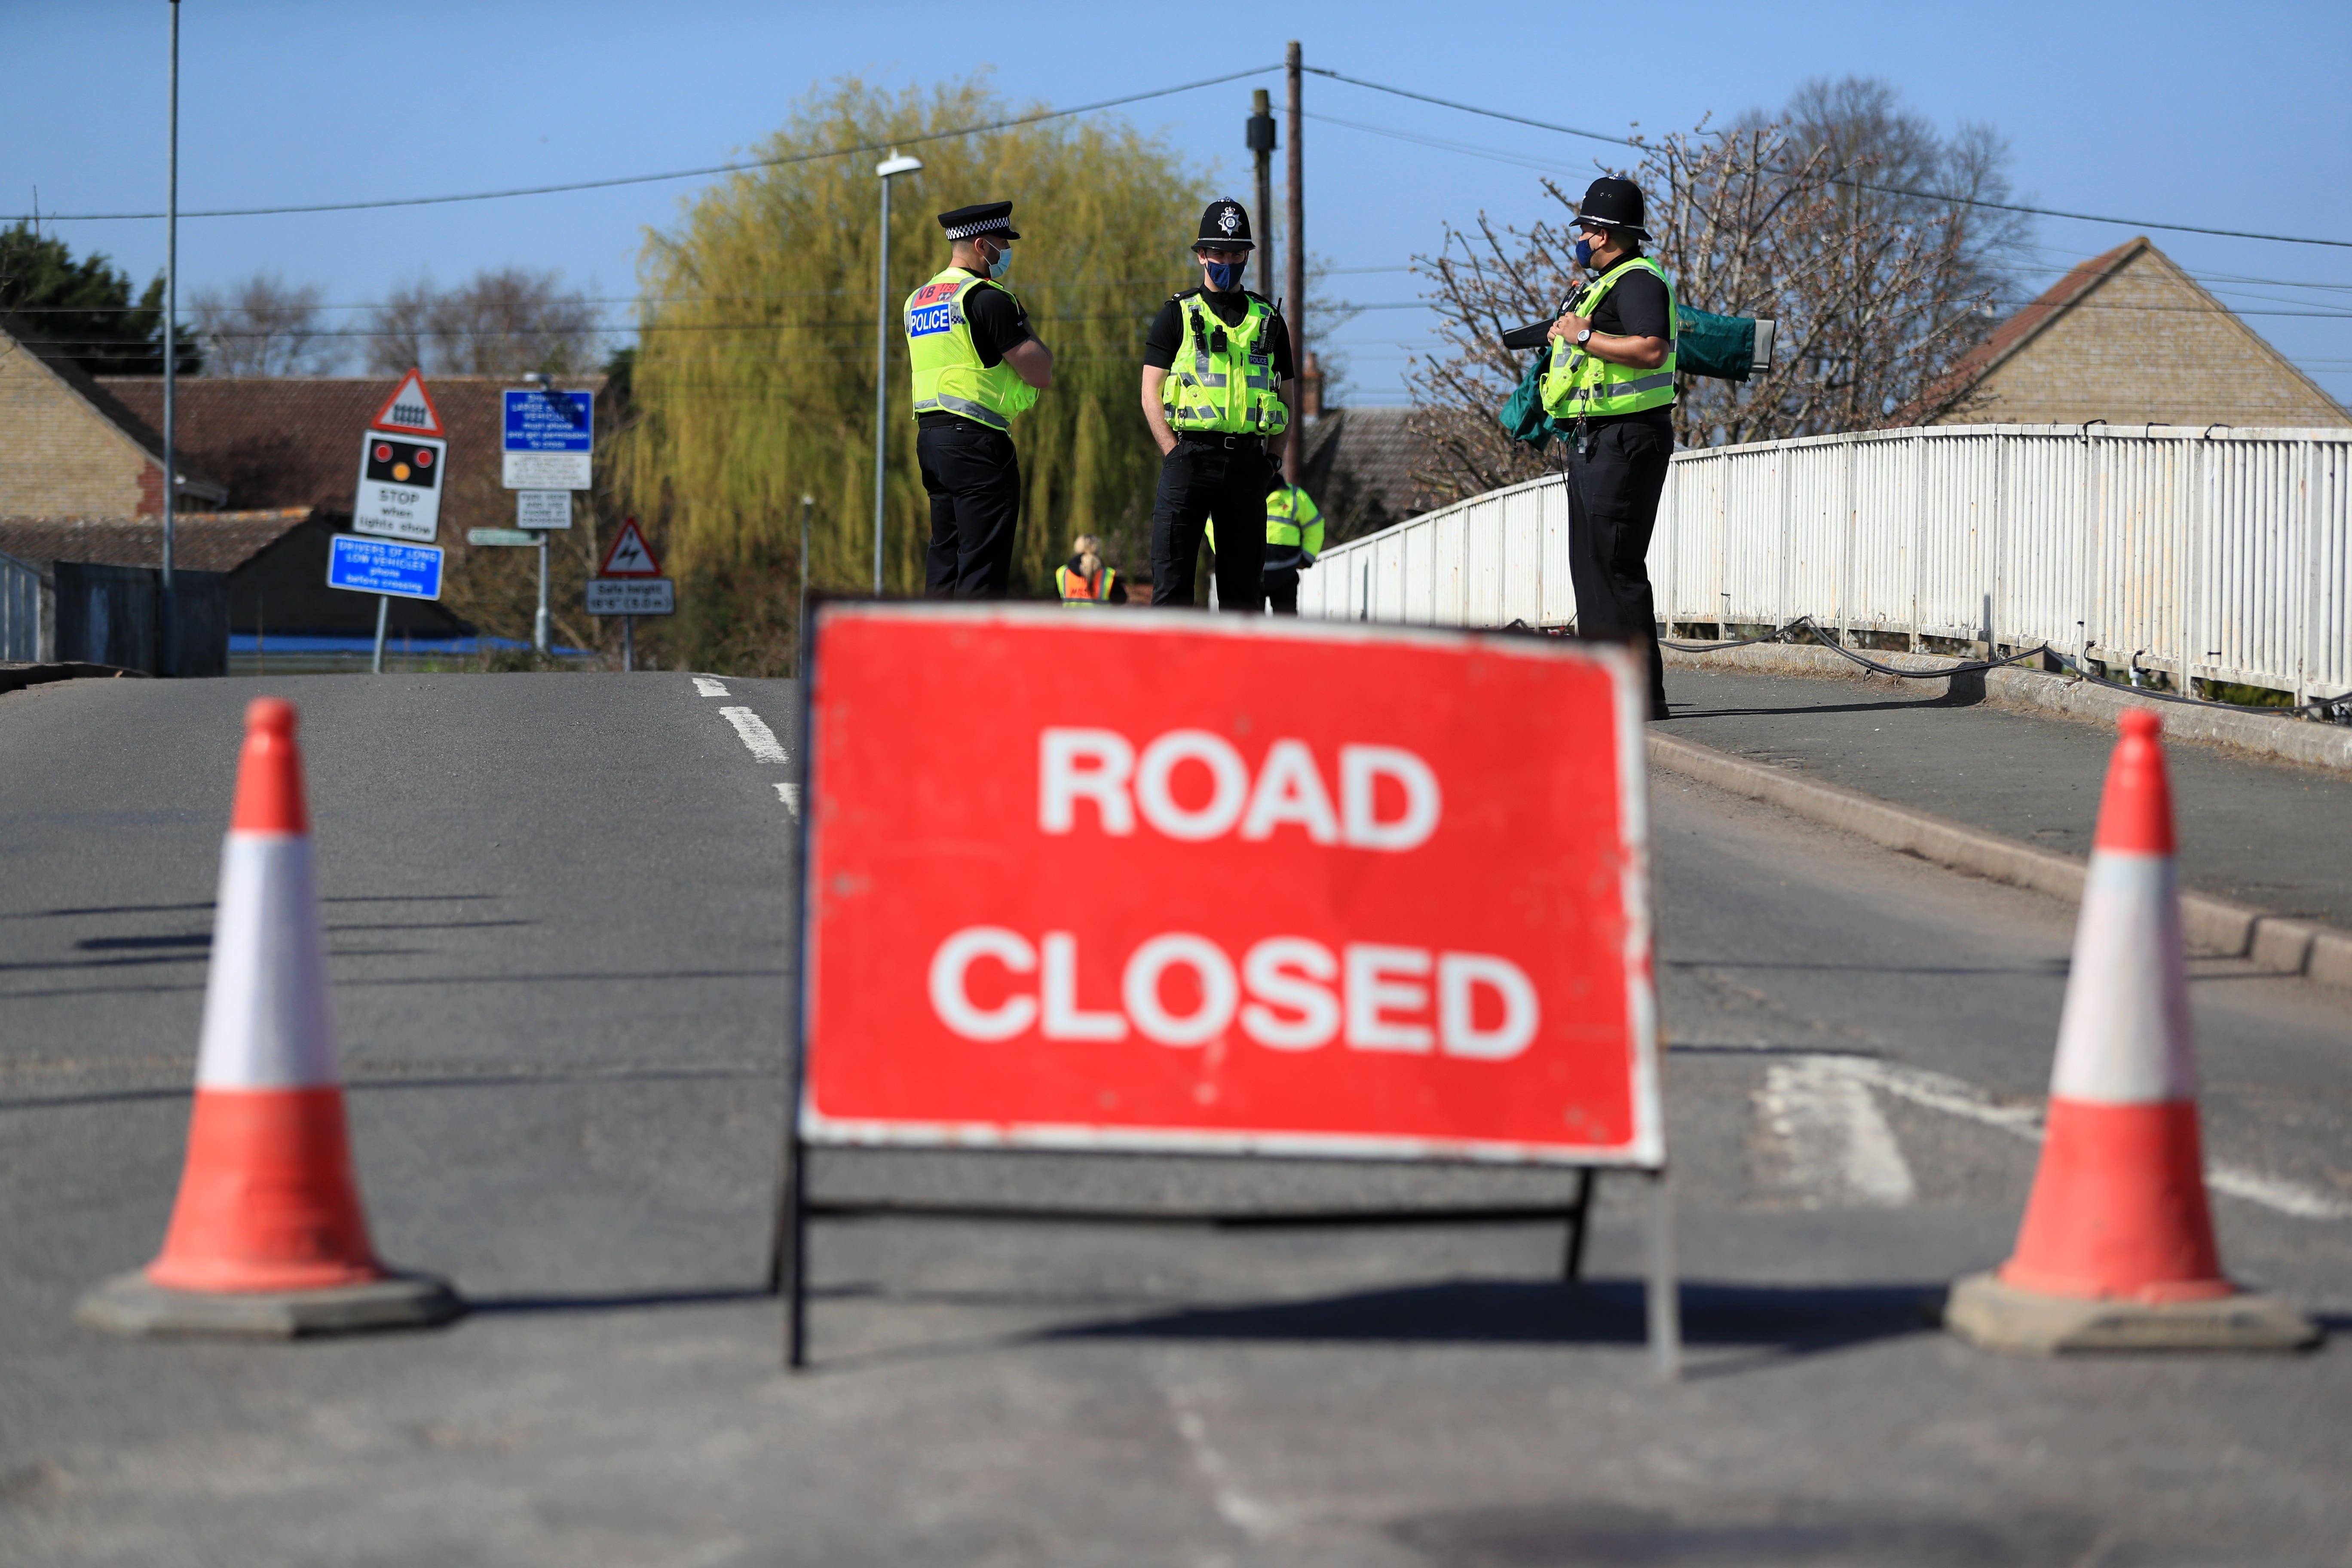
[368,368,446,437]
[598,518,662,576]
[799,604,1663,1167]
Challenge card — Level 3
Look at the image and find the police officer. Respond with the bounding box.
[1139,199,1296,612]
[906,201,1054,596]
[1207,472,1323,614]
[1543,176,1676,719]
[1055,533,1127,605]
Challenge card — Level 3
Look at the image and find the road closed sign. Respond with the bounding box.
[799,604,1662,1168]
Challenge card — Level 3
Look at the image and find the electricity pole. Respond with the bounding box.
[160,0,180,674]
[1284,41,1305,486]
[1247,90,1276,300]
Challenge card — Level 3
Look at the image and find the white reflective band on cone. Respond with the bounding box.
[2048,851,2196,1105]
[194,833,342,1090]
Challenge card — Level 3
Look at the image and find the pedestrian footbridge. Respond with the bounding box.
[1298,424,2352,707]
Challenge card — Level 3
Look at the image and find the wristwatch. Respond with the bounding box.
[1574,328,1593,346]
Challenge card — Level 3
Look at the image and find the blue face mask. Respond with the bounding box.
[1573,235,1596,270]
[1204,258,1245,292]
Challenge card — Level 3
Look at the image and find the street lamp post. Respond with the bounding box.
[872,151,924,595]
[160,0,181,675]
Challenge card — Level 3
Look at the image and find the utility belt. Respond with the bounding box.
[1176,431,1265,451]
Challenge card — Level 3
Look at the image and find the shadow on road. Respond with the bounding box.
[1051,1278,1940,1361]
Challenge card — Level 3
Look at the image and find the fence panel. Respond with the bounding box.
[1,549,37,662]
[1298,423,2352,699]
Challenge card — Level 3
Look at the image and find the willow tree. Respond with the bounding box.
[614,76,1210,673]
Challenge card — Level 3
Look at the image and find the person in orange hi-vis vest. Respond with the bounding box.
[1054,533,1127,606]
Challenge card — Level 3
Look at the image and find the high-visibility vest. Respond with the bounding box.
[1540,255,1679,421]
[1161,291,1289,436]
[1055,563,1117,605]
[1215,484,1327,571]
[904,267,1040,432]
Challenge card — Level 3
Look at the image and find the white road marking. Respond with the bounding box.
[775,781,801,818]
[1823,1054,2352,1222]
[693,676,729,697]
[719,706,788,763]
[1161,1381,1280,1540]
[1758,1056,1917,1208]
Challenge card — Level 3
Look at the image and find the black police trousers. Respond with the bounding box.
[1150,440,1266,612]
[1567,416,1673,718]
[919,420,1021,597]
[1263,567,1301,616]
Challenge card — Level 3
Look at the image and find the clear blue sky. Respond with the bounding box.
[6,0,2347,407]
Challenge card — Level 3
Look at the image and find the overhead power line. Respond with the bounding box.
[4,65,1282,223]
[1302,65,2352,251]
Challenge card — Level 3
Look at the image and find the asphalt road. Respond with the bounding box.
[2,671,2348,1567]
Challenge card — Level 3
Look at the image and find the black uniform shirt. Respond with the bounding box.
[1578,251,1675,432]
[916,270,1034,430]
[1144,288,1295,380]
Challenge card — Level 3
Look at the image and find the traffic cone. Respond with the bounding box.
[77,698,459,1337]
[1947,709,2316,1352]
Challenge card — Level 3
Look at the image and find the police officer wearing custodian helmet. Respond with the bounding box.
[1544,176,1676,718]
[1140,199,1297,611]
[905,201,1055,596]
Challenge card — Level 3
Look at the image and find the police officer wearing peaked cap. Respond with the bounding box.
[1543,176,1677,718]
[1139,199,1297,611]
[906,200,1054,596]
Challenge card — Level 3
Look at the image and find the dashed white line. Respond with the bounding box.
[1161,1381,1281,1540]
[1758,1056,1917,1208]
[693,676,729,697]
[719,705,789,763]
[775,781,801,819]
[1818,1054,2352,1222]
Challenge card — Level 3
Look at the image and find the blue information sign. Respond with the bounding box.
[502,389,595,453]
[327,534,444,600]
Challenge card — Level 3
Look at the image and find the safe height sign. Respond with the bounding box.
[799,605,1663,1167]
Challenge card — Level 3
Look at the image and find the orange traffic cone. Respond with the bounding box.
[78,699,459,1337]
[1947,709,2316,1351]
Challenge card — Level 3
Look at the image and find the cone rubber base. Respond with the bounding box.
[75,1269,463,1339]
[1944,1271,2319,1354]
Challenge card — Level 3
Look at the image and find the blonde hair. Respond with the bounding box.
[1071,534,1103,575]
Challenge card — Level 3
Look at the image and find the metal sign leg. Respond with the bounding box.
[371,594,389,674]
[1561,1168,1596,1283]
[622,614,634,673]
[772,1127,808,1370]
[1644,1169,1681,1381]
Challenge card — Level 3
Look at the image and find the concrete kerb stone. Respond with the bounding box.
[1645,731,2348,990]
[1660,641,2352,775]
[0,662,147,696]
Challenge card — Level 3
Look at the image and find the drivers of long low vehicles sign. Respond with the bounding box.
[326,533,443,600]
[800,604,1662,1167]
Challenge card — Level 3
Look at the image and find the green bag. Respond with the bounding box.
[1673,307,1773,382]
[1498,350,1560,450]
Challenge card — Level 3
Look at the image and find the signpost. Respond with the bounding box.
[778,604,1674,1372]
[342,369,450,672]
[326,535,442,679]
[467,529,540,548]
[591,517,669,671]
[502,383,594,652]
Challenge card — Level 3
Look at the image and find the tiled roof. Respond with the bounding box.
[0,508,322,574]
[95,374,605,530]
[1902,237,2146,420]
[1298,407,1440,539]
[0,312,227,503]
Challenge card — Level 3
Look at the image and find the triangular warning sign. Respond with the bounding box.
[370,369,446,436]
[599,518,662,577]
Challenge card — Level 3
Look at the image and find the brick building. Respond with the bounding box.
[1922,237,2349,429]
[0,312,227,516]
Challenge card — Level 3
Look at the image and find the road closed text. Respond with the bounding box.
[929,927,1539,1060]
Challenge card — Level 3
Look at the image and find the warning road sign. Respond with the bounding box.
[797,604,1663,1168]
[352,432,446,543]
[369,369,446,437]
[598,519,661,576]
[501,389,594,490]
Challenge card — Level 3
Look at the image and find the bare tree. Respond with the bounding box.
[365,267,599,376]
[1410,78,2024,503]
[190,271,343,375]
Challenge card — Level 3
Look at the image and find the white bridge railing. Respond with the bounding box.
[1298,423,2352,704]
